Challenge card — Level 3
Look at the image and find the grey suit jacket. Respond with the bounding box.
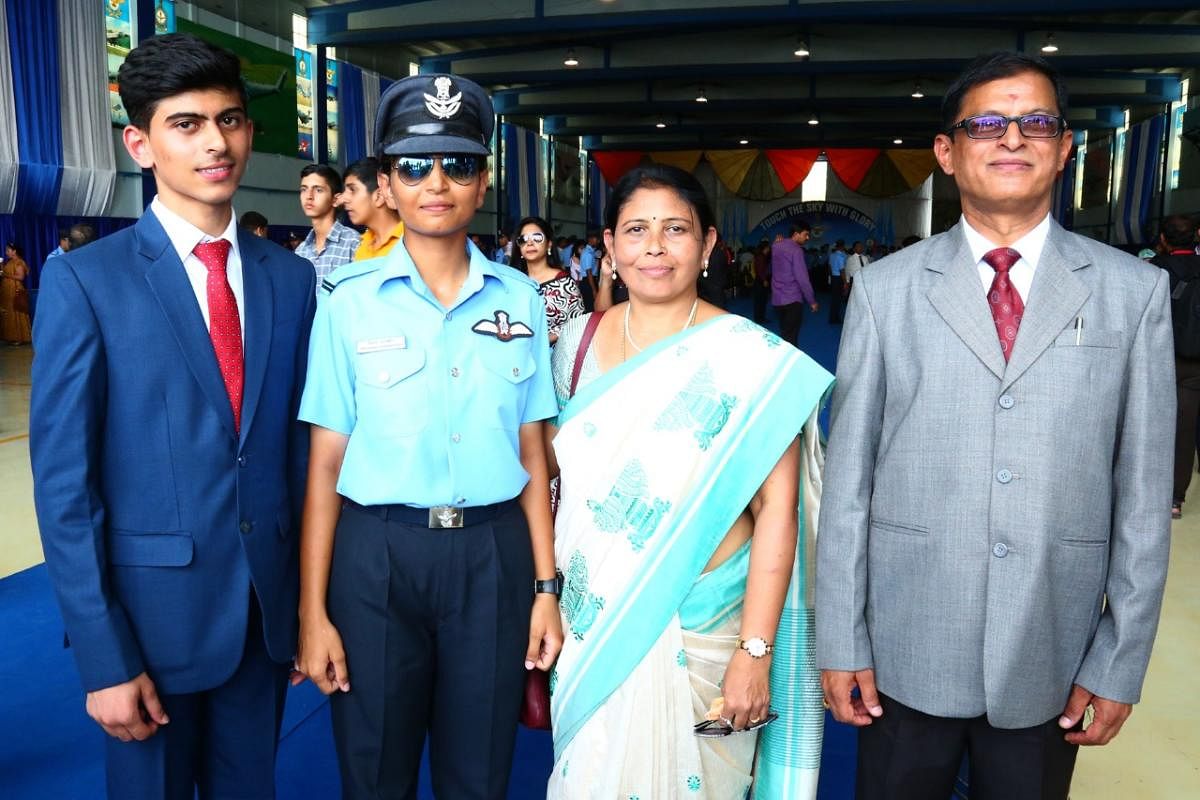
[815,220,1174,728]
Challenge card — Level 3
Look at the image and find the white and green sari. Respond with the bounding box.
[547,313,833,799]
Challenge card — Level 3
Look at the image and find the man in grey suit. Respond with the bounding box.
[816,51,1173,799]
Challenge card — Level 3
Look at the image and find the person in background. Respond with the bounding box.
[47,227,71,259]
[770,223,818,346]
[494,231,511,265]
[341,157,404,262]
[827,240,848,324]
[511,215,584,345]
[296,163,361,287]
[842,240,870,287]
[0,241,32,344]
[238,211,269,238]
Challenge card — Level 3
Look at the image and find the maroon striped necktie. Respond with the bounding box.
[193,239,243,432]
[984,247,1023,362]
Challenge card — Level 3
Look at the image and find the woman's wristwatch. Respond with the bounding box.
[534,570,564,596]
[736,636,774,658]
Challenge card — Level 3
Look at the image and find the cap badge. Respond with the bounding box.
[424,76,463,120]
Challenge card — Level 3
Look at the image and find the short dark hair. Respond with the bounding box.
[68,224,98,250]
[790,223,811,237]
[117,32,247,131]
[1160,214,1197,249]
[239,211,269,232]
[344,157,382,193]
[941,51,1069,133]
[604,164,716,237]
[58,227,71,242]
[301,163,343,194]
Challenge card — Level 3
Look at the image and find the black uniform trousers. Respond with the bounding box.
[774,302,805,347]
[328,500,534,800]
[856,693,1080,800]
[1173,356,1200,503]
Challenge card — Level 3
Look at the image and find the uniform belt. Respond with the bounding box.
[342,498,517,529]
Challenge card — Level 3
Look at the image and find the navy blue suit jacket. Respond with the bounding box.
[30,211,316,695]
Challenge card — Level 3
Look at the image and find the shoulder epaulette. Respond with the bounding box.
[319,260,381,295]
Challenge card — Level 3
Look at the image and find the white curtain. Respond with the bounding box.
[0,7,20,214]
[55,0,116,216]
[362,69,380,156]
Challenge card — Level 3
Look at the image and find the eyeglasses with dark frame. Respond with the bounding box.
[390,155,484,186]
[947,113,1067,140]
[516,232,546,246]
[693,712,779,738]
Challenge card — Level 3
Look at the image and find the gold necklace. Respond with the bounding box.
[622,299,699,361]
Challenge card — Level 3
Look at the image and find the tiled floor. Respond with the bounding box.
[2,342,1197,797]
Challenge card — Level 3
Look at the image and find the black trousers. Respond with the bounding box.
[752,281,770,323]
[1173,357,1200,503]
[829,282,846,323]
[856,693,1080,800]
[327,501,534,800]
[775,302,805,347]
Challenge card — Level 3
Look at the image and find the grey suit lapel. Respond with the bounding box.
[1001,223,1090,392]
[926,226,1007,380]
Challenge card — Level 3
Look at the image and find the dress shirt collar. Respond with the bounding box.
[381,238,506,297]
[960,213,1050,271]
[151,196,240,265]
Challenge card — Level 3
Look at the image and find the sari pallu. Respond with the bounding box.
[548,315,833,798]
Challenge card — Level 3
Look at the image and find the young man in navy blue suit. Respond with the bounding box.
[30,33,315,799]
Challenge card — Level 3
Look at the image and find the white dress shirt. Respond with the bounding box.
[961,213,1051,304]
[151,196,245,337]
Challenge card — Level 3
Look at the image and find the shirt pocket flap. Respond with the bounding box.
[1053,328,1122,349]
[108,531,194,567]
[358,348,426,388]
[480,348,536,384]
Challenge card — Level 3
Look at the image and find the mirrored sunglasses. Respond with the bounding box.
[948,113,1065,139]
[391,155,483,186]
[693,712,779,738]
[516,232,546,245]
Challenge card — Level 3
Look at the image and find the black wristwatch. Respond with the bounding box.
[534,570,564,596]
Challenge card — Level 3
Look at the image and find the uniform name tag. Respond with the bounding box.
[356,336,407,353]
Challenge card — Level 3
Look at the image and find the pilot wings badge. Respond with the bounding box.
[472,310,534,342]
[424,76,463,120]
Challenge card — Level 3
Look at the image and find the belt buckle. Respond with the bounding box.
[428,505,464,529]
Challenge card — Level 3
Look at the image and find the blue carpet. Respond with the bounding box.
[3,289,859,799]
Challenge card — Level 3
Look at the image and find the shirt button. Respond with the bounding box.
[992,542,1009,558]
[996,469,1012,484]
[456,496,466,505]
[445,312,453,321]
[512,367,520,376]
[451,433,461,443]
[450,367,460,378]
[998,395,1015,409]
[239,520,253,534]
[377,371,390,383]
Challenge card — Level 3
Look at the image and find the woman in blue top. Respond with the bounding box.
[296,74,563,799]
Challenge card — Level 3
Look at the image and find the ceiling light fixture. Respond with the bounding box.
[739,138,749,145]
[807,112,820,126]
[893,138,903,145]
[911,83,924,99]
[1041,34,1059,54]
[563,48,579,67]
[656,120,667,128]
[695,86,708,103]
[794,38,810,58]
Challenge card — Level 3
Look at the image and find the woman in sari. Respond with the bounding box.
[545,165,833,799]
[0,241,32,345]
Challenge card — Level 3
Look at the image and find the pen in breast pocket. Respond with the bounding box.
[1074,316,1082,345]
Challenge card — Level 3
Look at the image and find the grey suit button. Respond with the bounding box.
[239,520,253,534]
[998,395,1015,409]
[996,469,1012,483]
[992,542,1009,558]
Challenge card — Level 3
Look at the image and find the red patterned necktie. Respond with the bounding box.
[984,247,1023,362]
[193,239,243,432]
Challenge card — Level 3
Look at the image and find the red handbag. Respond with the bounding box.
[518,310,606,731]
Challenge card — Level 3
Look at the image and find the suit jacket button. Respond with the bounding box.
[237,455,247,467]
[240,520,253,534]
[992,542,1009,558]
[998,394,1015,409]
[996,469,1013,483]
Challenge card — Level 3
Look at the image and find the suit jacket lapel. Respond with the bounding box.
[1001,222,1091,392]
[926,225,1007,381]
[238,233,273,447]
[138,213,239,441]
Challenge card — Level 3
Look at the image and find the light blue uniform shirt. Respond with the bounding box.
[578,244,598,277]
[299,241,557,507]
